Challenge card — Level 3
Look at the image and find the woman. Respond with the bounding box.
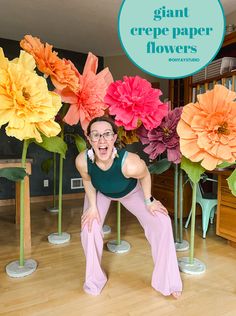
[76,116,182,298]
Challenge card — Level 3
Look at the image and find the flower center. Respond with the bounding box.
[22,87,31,101]
[162,127,170,136]
[217,122,230,135]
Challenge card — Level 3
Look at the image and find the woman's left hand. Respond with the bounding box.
[146,199,168,216]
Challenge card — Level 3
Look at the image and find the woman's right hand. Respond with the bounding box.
[81,207,100,232]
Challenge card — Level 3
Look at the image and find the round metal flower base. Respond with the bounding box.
[48,232,70,244]
[107,240,131,253]
[6,259,37,278]
[178,257,206,275]
[46,207,59,213]
[175,240,189,252]
[103,225,111,235]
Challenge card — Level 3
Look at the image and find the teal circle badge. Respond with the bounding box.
[118,0,225,79]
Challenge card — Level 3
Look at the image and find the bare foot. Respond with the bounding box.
[172,291,182,299]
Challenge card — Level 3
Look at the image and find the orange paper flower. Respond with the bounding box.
[177,85,236,170]
[20,35,80,92]
[60,52,113,131]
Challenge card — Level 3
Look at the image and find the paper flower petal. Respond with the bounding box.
[59,52,113,131]
[177,85,236,170]
[0,48,62,142]
[105,76,168,131]
[138,107,183,163]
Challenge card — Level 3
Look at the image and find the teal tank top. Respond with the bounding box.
[87,149,137,198]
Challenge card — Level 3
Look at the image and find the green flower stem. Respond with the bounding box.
[53,153,57,208]
[117,201,121,245]
[174,164,179,242]
[189,182,197,264]
[58,124,64,235]
[179,168,183,243]
[19,139,30,267]
[65,133,75,139]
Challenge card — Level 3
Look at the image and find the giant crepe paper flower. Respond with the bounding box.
[177,84,236,171]
[104,76,168,131]
[138,107,183,164]
[0,48,62,142]
[20,35,80,92]
[118,126,139,145]
[59,52,113,131]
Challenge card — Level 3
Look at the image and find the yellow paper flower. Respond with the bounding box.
[118,127,139,145]
[177,84,236,170]
[0,48,62,143]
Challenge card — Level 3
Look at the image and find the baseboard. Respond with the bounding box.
[0,192,85,206]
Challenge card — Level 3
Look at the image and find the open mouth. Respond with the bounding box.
[98,146,108,155]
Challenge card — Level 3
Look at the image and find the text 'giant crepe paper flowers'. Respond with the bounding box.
[59,52,113,131]
[138,107,183,164]
[177,84,236,171]
[0,48,62,142]
[20,35,80,93]
[104,76,168,131]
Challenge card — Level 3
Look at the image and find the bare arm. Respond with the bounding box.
[122,153,168,216]
[122,153,151,200]
[75,152,97,207]
[75,151,100,230]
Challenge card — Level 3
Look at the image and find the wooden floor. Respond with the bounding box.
[0,198,236,316]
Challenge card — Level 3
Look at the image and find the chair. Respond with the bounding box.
[185,176,218,238]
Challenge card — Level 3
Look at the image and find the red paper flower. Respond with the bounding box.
[104,76,168,130]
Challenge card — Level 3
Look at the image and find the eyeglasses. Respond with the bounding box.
[89,131,115,142]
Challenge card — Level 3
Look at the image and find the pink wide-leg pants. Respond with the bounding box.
[81,183,182,296]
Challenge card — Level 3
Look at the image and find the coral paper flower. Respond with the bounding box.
[59,52,113,131]
[177,85,236,170]
[138,107,183,163]
[104,76,168,131]
[20,35,80,92]
[0,48,62,143]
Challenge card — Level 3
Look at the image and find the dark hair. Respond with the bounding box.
[86,116,123,148]
[87,116,118,136]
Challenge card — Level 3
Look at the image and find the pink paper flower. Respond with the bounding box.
[138,107,183,164]
[58,52,113,131]
[104,76,168,130]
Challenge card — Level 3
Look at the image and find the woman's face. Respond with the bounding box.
[88,121,117,161]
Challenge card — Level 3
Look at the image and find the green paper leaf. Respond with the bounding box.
[217,162,235,169]
[148,159,172,175]
[226,169,236,196]
[0,167,27,181]
[35,134,68,159]
[74,134,87,153]
[60,103,70,119]
[180,156,205,184]
[41,158,53,174]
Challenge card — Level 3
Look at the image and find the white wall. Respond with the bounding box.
[104,54,169,100]
[226,10,236,25]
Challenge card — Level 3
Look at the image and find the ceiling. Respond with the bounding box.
[0,0,235,57]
